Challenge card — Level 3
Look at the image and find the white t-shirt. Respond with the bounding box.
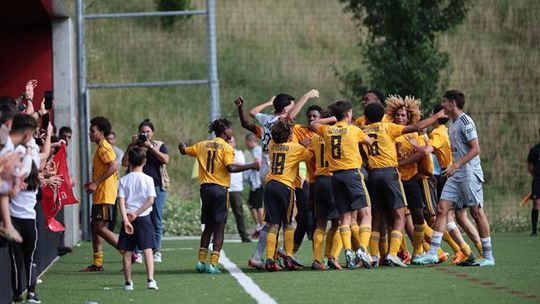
[10,140,40,220]
[229,149,245,192]
[118,171,156,217]
[247,146,262,190]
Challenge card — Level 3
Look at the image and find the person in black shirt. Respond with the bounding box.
[527,128,540,236]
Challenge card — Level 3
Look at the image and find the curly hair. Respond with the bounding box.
[385,95,422,125]
[270,118,294,144]
[208,118,232,136]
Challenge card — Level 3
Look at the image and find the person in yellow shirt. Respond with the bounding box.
[82,116,119,272]
[310,100,374,270]
[362,100,447,267]
[263,119,313,271]
[179,119,259,274]
[355,89,392,129]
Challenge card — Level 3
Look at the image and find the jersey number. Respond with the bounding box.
[320,143,328,168]
[206,150,216,173]
[330,136,342,159]
[368,134,380,156]
[271,153,286,175]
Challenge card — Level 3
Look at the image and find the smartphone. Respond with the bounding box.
[42,113,50,131]
[44,90,54,110]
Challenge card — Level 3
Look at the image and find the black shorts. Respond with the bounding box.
[200,184,229,224]
[91,204,115,222]
[402,177,423,211]
[360,164,369,184]
[418,177,437,217]
[247,187,264,209]
[264,180,294,225]
[314,176,339,220]
[331,169,370,214]
[435,174,447,199]
[117,215,156,251]
[367,167,406,210]
[532,177,540,200]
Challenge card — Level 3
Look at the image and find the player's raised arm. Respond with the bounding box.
[285,89,320,120]
[309,116,337,132]
[402,110,447,134]
[249,95,275,118]
[235,96,258,134]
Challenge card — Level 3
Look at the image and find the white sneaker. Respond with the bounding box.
[124,281,134,291]
[147,279,158,290]
[153,251,162,263]
[134,252,143,264]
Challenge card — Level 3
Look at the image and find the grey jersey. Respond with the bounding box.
[448,113,484,181]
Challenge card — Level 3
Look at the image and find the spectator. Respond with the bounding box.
[228,136,251,242]
[106,131,124,164]
[59,126,72,146]
[245,133,264,239]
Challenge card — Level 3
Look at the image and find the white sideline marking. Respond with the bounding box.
[220,251,277,304]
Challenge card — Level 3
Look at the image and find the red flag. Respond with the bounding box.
[41,144,78,232]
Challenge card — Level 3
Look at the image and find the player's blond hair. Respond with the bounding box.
[385,95,422,125]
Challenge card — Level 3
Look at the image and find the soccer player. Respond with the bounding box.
[415,90,495,266]
[310,100,373,269]
[82,116,119,272]
[179,119,259,274]
[117,146,158,290]
[527,128,540,236]
[355,89,392,128]
[263,119,313,271]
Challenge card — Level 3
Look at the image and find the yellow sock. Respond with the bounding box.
[313,228,325,262]
[198,248,208,263]
[339,225,352,251]
[350,223,360,251]
[284,227,295,256]
[400,234,409,253]
[93,252,103,267]
[359,224,371,251]
[266,228,278,260]
[413,224,425,256]
[443,230,461,254]
[389,230,403,256]
[475,241,483,256]
[210,251,220,266]
[331,229,343,259]
[423,241,430,253]
[325,228,335,258]
[459,242,472,257]
[369,231,381,257]
[379,234,389,256]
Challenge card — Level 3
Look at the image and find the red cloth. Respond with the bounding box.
[41,144,78,232]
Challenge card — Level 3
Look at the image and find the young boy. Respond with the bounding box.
[179,119,259,274]
[117,146,158,290]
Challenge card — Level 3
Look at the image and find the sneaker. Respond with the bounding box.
[311,260,327,270]
[290,255,304,268]
[284,256,300,271]
[437,251,449,264]
[207,264,221,274]
[387,254,408,267]
[196,261,207,273]
[345,249,358,270]
[322,257,329,266]
[355,247,372,269]
[530,232,537,237]
[12,294,23,302]
[371,255,380,268]
[412,253,438,265]
[80,264,103,272]
[477,258,495,267]
[265,259,281,272]
[275,257,286,269]
[327,257,343,270]
[277,247,287,259]
[451,252,465,265]
[26,292,41,303]
[412,254,426,265]
[147,279,159,289]
[153,251,162,263]
[248,257,264,270]
[457,252,479,267]
[124,281,134,291]
[133,252,143,264]
[241,236,252,243]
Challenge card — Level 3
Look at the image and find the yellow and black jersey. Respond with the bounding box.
[355,114,392,128]
[184,137,235,188]
[429,124,452,169]
[316,122,369,171]
[308,134,332,177]
[292,124,317,183]
[396,132,421,181]
[417,134,434,178]
[265,141,313,189]
[362,122,405,169]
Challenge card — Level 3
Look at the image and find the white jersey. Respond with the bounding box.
[229,149,245,192]
[118,171,156,217]
[255,113,279,183]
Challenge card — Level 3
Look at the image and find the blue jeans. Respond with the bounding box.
[150,186,167,251]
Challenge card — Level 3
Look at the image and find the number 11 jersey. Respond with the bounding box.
[184,137,235,188]
[362,122,405,170]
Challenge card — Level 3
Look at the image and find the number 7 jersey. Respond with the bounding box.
[362,122,405,169]
[184,137,235,188]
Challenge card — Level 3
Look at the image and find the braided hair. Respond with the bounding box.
[208,118,232,136]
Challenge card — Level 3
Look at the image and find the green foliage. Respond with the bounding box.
[155,0,192,29]
[341,0,471,110]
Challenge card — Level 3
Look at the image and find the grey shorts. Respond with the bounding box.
[440,173,483,209]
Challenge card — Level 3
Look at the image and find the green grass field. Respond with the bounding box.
[38,233,540,304]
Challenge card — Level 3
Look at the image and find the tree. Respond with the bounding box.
[155,0,192,30]
[341,0,471,110]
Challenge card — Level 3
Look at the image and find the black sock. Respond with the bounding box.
[532,209,538,233]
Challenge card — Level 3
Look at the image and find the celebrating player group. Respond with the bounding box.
[179,88,495,273]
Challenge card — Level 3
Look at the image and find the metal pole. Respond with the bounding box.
[76,0,91,241]
[206,0,220,122]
